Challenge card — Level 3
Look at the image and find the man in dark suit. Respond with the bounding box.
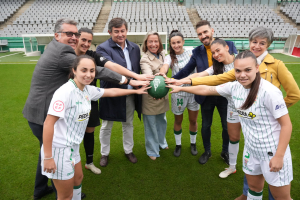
[23,18,125,200]
[167,20,237,165]
[96,18,148,167]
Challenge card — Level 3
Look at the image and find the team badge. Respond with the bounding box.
[244,152,250,166]
[53,100,64,112]
[177,98,183,111]
[85,95,89,101]
[153,79,160,91]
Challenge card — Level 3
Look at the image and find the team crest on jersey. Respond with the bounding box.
[244,152,250,166]
[77,112,89,122]
[237,110,258,120]
[85,95,89,101]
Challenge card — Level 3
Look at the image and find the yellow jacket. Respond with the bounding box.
[191,54,300,108]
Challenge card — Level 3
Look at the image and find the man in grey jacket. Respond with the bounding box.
[23,18,139,200]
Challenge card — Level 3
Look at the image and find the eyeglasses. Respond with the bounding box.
[58,32,81,38]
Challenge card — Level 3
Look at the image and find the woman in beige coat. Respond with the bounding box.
[140,31,169,160]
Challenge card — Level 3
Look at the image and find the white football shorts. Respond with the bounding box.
[171,93,199,115]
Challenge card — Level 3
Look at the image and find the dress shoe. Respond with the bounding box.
[220,151,229,165]
[125,152,137,163]
[100,155,109,167]
[198,151,212,164]
[33,186,54,200]
[173,145,181,157]
[190,143,198,156]
[81,192,86,199]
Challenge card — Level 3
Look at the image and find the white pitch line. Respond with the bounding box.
[30,60,39,61]
[0,52,22,59]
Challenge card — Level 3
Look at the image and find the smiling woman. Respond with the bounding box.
[167,50,293,200]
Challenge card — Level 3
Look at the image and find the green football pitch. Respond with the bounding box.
[0,52,299,200]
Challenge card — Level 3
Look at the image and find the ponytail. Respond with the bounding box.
[235,50,261,110]
[169,30,184,69]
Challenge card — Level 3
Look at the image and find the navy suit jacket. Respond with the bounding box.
[96,38,142,122]
[172,40,237,104]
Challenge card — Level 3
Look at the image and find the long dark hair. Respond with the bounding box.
[211,39,232,75]
[169,30,184,69]
[235,50,261,110]
[69,55,97,79]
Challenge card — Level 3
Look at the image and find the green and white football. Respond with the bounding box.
[147,75,169,99]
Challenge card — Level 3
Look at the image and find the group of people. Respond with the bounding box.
[22,17,300,200]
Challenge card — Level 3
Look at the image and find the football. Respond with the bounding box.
[147,75,169,99]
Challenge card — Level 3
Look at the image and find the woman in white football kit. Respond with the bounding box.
[160,30,200,157]
[167,51,293,200]
[41,55,148,200]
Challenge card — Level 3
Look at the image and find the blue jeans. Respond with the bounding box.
[200,96,229,153]
[143,113,168,157]
[243,175,275,200]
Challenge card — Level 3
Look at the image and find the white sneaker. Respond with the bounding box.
[85,163,101,174]
[219,168,236,178]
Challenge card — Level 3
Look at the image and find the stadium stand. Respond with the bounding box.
[280,2,300,25]
[0,0,26,25]
[195,3,299,39]
[0,0,103,37]
[104,1,197,38]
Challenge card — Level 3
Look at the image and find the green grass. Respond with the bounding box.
[0,53,299,200]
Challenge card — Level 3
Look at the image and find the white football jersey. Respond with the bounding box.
[164,49,196,97]
[48,79,104,147]
[216,79,288,160]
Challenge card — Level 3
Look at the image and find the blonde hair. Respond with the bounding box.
[141,31,163,53]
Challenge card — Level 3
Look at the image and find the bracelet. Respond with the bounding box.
[44,157,53,160]
[127,78,131,85]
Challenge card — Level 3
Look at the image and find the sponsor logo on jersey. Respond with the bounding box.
[53,100,64,112]
[233,96,244,101]
[275,103,286,110]
[77,112,89,122]
[97,88,101,92]
[237,110,257,120]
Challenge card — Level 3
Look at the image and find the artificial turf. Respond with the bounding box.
[0,53,299,200]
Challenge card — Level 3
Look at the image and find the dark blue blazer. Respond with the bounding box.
[172,40,237,104]
[96,38,142,122]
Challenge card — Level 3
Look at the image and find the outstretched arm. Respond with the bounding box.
[102,85,150,97]
[167,84,220,96]
[191,68,236,86]
[172,55,197,79]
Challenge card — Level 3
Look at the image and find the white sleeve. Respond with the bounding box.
[264,90,288,119]
[216,82,233,99]
[87,86,105,101]
[47,88,68,119]
[164,55,172,66]
[205,66,214,76]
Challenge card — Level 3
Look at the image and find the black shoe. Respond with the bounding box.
[221,151,229,165]
[81,192,86,199]
[33,186,54,200]
[173,145,181,157]
[190,143,198,156]
[198,151,212,164]
[100,155,109,167]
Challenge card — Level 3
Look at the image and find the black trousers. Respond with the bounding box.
[28,121,56,197]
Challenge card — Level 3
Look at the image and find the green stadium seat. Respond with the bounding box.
[268,43,275,50]
[242,41,249,50]
[234,41,243,50]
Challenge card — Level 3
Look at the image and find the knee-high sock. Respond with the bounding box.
[229,140,239,169]
[247,189,263,200]
[72,184,82,200]
[174,129,182,145]
[190,131,197,144]
[84,132,94,164]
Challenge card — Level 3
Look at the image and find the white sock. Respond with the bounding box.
[229,140,239,170]
[247,189,263,200]
[175,133,182,145]
[189,131,197,144]
[72,184,82,200]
